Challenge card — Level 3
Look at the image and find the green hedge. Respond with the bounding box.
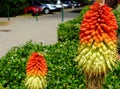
[0,0,27,17]
[57,6,89,42]
[0,41,120,89]
[0,41,86,89]
[113,5,120,35]
[57,20,80,42]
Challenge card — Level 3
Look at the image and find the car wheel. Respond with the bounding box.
[44,8,50,14]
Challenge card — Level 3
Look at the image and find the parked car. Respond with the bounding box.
[71,1,80,7]
[35,0,57,14]
[51,0,63,11]
[24,6,42,16]
[62,0,72,8]
[61,0,80,8]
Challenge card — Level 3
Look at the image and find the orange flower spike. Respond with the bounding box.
[75,2,118,89]
[26,52,48,76]
[25,52,48,89]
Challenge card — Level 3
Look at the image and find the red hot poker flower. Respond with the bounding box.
[80,2,118,45]
[26,52,48,76]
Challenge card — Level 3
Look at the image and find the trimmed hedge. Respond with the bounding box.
[57,6,89,42]
[113,5,120,35]
[0,41,120,89]
[57,20,80,42]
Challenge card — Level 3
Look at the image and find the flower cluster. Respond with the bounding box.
[75,2,118,78]
[25,52,48,89]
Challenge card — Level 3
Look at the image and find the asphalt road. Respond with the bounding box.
[0,8,82,58]
[0,8,82,21]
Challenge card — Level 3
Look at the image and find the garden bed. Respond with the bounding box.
[0,5,120,89]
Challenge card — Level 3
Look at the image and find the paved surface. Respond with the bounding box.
[0,8,80,58]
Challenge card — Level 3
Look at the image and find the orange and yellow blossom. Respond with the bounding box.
[25,52,48,89]
[75,2,118,89]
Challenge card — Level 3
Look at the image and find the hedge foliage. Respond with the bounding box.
[0,40,86,89]
[57,6,89,42]
[0,40,120,89]
[113,5,120,35]
[57,20,80,42]
[0,0,27,17]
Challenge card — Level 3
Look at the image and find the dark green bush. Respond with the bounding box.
[77,5,89,24]
[103,62,120,89]
[0,40,86,89]
[57,20,80,42]
[113,5,120,49]
[0,0,27,17]
[113,5,120,35]
[57,6,89,42]
[0,40,120,89]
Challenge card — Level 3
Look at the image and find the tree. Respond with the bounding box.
[0,0,28,17]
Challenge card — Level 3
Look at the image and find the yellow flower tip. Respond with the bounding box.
[26,52,48,77]
[25,75,47,89]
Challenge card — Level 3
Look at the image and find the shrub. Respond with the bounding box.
[103,62,120,89]
[0,84,5,89]
[0,0,27,17]
[113,5,120,35]
[77,5,90,24]
[113,5,120,53]
[57,6,89,42]
[0,40,86,89]
[57,20,79,42]
[0,40,120,89]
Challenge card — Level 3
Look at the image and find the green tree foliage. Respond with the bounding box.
[0,0,28,17]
